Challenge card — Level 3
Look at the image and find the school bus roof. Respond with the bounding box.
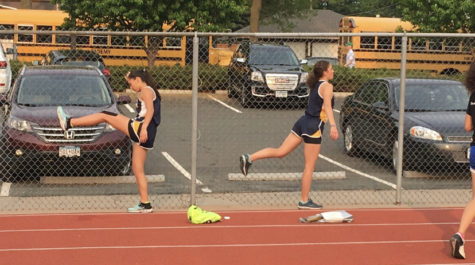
[0,9,67,26]
[342,16,414,32]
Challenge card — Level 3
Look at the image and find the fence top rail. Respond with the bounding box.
[0,30,474,38]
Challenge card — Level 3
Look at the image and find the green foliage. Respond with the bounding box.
[310,0,402,17]
[398,0,475,33]
[51,0,248,32]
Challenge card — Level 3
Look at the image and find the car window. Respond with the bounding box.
[395,82,468,111]
[354,81,378,104]
[249,46,299,66]
[17,74,112,106]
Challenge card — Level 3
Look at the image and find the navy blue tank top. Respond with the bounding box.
[135,86,161,126]
[305,80,334,122]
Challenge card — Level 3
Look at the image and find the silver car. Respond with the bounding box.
[0,42,12,94]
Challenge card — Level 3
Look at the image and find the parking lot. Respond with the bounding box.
[0,91,470,200]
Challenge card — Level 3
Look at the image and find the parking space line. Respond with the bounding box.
[162,152,212,193]
[318,154,397,189]
[208,95,242,114]
[228,171,346,181]
[40,175,165,185]
[0,182,11,197]
[124,104,135,113]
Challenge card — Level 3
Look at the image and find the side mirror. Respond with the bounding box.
[300,59,308,65]
[117,95,131,104]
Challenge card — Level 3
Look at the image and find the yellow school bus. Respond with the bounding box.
[0,9,235,67]
[338,16,473,74]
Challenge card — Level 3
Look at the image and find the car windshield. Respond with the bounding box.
[16,74,112,106]
[249,46,299,66]
[395,82,468,111]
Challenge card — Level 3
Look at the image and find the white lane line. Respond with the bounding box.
[0,182,11,197]
[162,152,211,193]
[124,104,135,113]
[319,154,397,189]
[2,221,472,233]
[228,171,346,181]
[40,175,165,185]
[208,95,242,114]
[1,239,474,252]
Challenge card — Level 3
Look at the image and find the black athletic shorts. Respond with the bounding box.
[291,115,324,144]
[127,119,158,149]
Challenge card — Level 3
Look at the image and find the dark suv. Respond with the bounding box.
[0,66,132,181]
[228,43,309,107]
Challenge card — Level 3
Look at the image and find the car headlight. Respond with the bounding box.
[410,126,442,141]
[251,71,264,82]
[300,72,308,84]
[7,116,33,132]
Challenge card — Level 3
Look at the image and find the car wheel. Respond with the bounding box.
[343,124,359,156]
[240,85,252,108]
[227,81,237,98]
[116,160,132,176]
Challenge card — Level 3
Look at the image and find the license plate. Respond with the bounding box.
[275,91,288,98]
[467,147,471,160]
[59,146,80,157]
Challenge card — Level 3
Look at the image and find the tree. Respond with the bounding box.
[311,0,402,18]
[52,0,248,67]
[249,0,312,33]
[398,0,474,33]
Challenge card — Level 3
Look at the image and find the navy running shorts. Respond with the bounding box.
[127,119,158,149]
[291,115,324,144]
[470,146,475,173]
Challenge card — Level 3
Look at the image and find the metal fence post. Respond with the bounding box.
[395,33,408,204]
[190,32,199,205]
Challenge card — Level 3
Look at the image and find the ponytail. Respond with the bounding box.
[306,60,330,91]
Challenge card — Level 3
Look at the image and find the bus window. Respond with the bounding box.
[377,36,392,50]
[129,36,145,47]
[394,37,409,51]
[0,24,14,40]
[429,38,442,51]
[55,26,71,44]
[76,35,90,45]
[360,36,375,49]
[445,38,461,52]
[111,35,127,46]
[18,25,33,42]
[37,25,53,44]
[165,37,181,48]
[92,35,108,45]
[411,38,426,51]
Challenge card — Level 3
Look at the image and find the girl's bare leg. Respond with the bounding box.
[301,143,321,202]
[71,113,130,136]
[132,144,149,203]
[249,133,302,162]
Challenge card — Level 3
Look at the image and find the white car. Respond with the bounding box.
[0,42,12,94]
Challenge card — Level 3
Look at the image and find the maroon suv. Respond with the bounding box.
[0,66,132,181]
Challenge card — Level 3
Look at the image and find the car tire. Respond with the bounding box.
[115,160,132,176]
[227,82,238,98]
[343,123,359,156]
[240,85,252,108]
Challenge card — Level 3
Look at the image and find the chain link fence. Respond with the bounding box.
[0,30,474,212]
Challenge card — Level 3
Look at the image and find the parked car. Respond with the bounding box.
[42,49,111,79]
[0,42,12,94]
[301,56,339,67]
[0,65,132,181]
[339,78,470,172]
[228,43,309,107]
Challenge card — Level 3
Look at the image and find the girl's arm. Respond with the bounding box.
[465,114,473,132]
[139,88,155,142]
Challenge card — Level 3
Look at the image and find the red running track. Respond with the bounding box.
[0,208,474,265]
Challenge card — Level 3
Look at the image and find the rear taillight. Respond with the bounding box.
[0,61,6,69]
[103,68,111,76]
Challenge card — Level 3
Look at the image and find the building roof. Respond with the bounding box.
[236,9,343,33]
